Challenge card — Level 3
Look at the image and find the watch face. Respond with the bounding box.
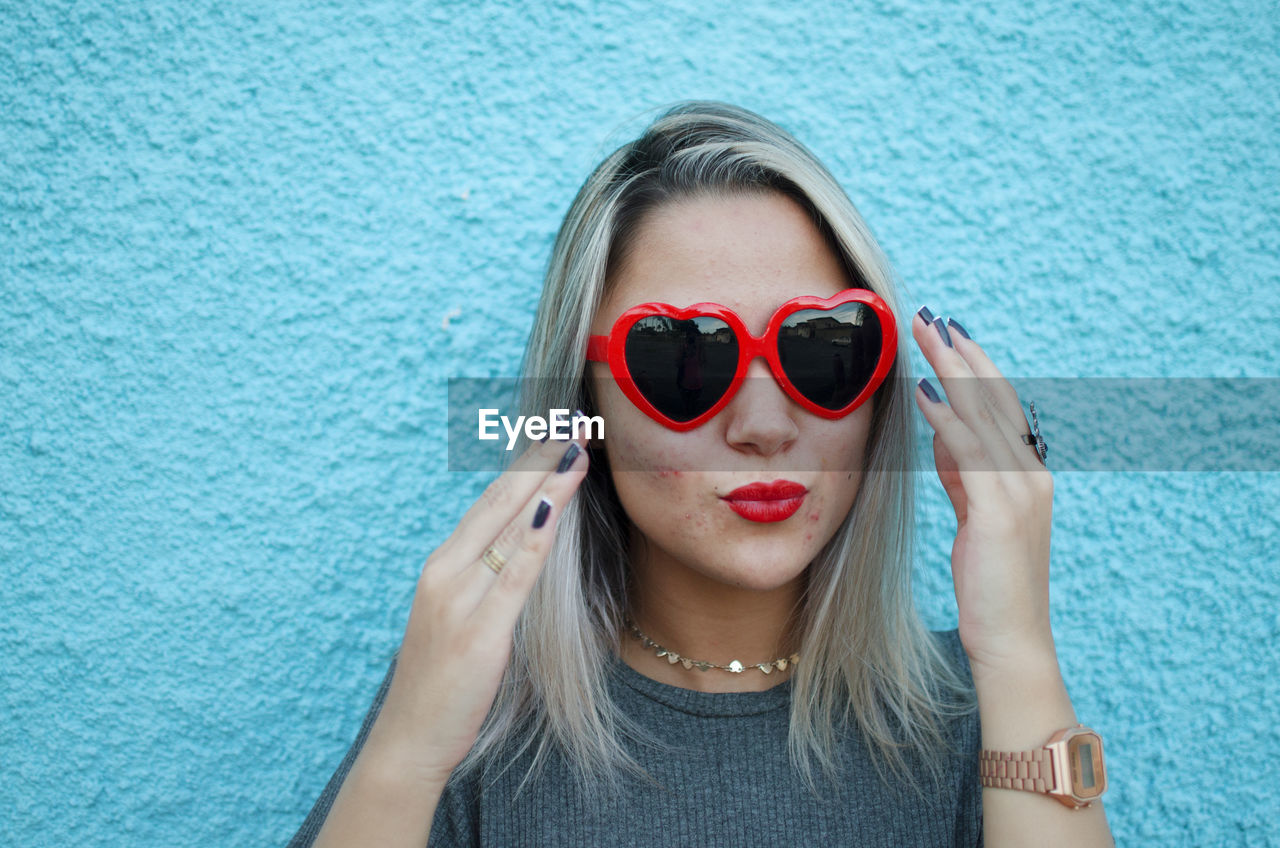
[1067,732,1107,800]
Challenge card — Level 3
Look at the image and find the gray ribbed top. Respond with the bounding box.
[288,629,982,847]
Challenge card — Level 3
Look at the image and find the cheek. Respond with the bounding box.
[612,470,711,539]
[817,408,874,472]
[605,427,674,472]
[802,493,832,544]
[595,382,717,535]
[800,464,865,551]
[596,399,705,476]
[798,508,821,544]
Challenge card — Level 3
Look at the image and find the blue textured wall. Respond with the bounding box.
[4,1,1277,845]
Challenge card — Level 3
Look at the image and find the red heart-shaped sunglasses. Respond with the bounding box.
[586,288,898,431]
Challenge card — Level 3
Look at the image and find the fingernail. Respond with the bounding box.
[917,378,942,403]
[932,317,953,348]
[916,305,935,325]
[532,497,552,529]
[556,442,581,473]
[946,317,971,340]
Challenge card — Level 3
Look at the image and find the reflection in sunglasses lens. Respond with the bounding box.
[625,316,738,422]
[778,302,882,410]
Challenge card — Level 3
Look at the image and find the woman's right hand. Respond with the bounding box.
[364,433,591,788]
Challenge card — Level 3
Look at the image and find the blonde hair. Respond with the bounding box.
[451,100,976,806]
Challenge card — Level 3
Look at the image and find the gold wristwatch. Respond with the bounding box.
[979,724,1108,809]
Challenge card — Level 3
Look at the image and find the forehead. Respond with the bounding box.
[594,190,851,334]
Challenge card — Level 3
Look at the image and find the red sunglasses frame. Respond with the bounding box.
[586,288,899,431]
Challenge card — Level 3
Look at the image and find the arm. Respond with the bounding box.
[288,434,592,847]
[909,309,1115,847]
[973,647,1114,848]
[286,655,454,848]
[310,714,451,848]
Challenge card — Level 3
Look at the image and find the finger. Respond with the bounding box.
[913,309,1026,474]
[440,434,589,571]
[914,375,1004,507]
[457,443,589,625]
[942,316,1046,473]
[932,431,969,526]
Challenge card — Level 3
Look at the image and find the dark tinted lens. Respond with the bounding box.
[777,302,882,410]
[624,316,739,422]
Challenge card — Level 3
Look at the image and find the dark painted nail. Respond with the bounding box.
[932,317,953,348]
[917,378,942,403]
[946,317,971,340]
[555,442,581,473]
[916,305,935,325]
[532,497,552,529]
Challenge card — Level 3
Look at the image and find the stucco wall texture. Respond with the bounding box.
[4,1,1277,845]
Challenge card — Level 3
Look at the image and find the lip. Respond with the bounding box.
[721,480,808,523]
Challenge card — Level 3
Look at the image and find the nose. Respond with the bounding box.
[722,356,799,457]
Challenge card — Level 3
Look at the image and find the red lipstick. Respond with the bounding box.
[721,480,808,523]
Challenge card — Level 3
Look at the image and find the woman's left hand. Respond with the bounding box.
[910,308,1058,681]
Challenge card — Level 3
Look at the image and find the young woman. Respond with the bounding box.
[289,101,1114,847]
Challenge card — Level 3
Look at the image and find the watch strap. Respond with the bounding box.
[979,747,1055,793]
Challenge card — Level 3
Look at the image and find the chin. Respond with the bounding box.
[703,543,814,591]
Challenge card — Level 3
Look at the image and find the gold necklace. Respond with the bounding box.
[623,614,799,674]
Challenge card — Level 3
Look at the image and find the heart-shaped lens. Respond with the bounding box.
[777,301,884,411]
[624,315,739,422]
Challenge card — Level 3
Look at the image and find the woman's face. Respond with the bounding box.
[588,190,875,593]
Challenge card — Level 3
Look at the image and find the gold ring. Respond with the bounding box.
[481,546,508,574]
